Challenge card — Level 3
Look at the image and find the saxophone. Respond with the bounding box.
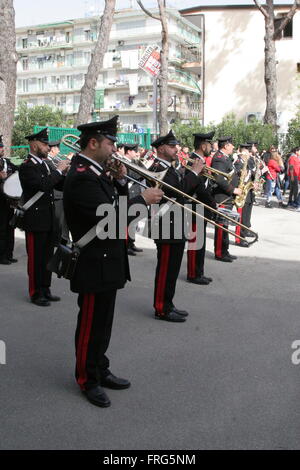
[235,153,254,208]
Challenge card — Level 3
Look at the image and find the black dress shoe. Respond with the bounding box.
[85,386,111,407]
[155,311,186,322]
[244,232,256,238]
[131,245,143,253]
[101,373,131,390]
[187,276,210,285]
[0,258,12,265]
[215,255,233,263]
[171,307,189,317]
[127,248,136,256]
[31,296,51,307]
[235,240,249,248]
[8,258,18,263]
[44,292,61,302]
[227,253,237,260]
[202,275,213,282]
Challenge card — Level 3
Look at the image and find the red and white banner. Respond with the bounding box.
[138,45,161,78]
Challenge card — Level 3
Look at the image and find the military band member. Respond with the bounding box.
[211,136,241,262]
[19,128,69,306]
[123,143,144,256]
[47,140,68,245]
[234,143,256,247]
[149,130,203,322]
[0,136,18,265]
[186,131,217,285]
[63,116,163,407]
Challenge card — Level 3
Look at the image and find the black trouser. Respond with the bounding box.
[154,242,185,315]
[187,221,206,278]
[289,179,299,203]
[0,199,15,260]
[75,290,117,391]
[25,231,54,298]
[214,204,231,258]
[235,202,253,243]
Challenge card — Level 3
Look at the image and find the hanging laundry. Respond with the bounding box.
[121,51,131,69]
[129,50,139,69]
[128,74,138,96]
[103,52,113,69]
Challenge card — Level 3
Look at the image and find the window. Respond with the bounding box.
[22,38,28,49]
[84,29,91,41]
[22,58,28,70]
[22,79,29,92]
[274,15,293,40]
[38,78,44,91]
[67,75,74,89]
[297,63,300,73]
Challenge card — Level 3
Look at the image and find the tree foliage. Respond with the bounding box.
[12,102,73,146]
[284,109,300,152]
[172,113,276,152]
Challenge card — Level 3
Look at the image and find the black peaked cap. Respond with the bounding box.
[25,127,49,144]
[77,116,119,143]
[151,130,180,148]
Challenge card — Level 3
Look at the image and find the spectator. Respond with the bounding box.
[287,147,300,207]
[177,145,190,167]
[265,151,285,208]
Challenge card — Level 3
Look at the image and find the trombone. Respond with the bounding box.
[184,155,234,182]
[61,134,258,246]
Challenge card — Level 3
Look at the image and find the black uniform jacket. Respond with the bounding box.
[148,159,199,243]
[19,155,65,232]
[211,151,239,204]
[187,152,217,219]
[126,158,144,200]
[0,157,18,206]
[63,154,147,294]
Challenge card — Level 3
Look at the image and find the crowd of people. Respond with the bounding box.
[0,121,298,408]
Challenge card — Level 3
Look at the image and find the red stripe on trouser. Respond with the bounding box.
[215,204,225,258]
[155,244,170,315]
[27,233,35,298]
[235,208,243,243]
[76,294,95,391]
[187,222,197,278]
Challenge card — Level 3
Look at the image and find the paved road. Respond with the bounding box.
[0,200,300,450]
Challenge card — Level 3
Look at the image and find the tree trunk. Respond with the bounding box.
[0,0,18,156]
[157,0,169,135]
[254,0,299,128]
[75,0,116,126]
[263,0,277,126]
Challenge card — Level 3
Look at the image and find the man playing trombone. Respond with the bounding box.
[149,130,204,323]
[63,116,163,407]
[211,136,242,262]
[186,131,217,285]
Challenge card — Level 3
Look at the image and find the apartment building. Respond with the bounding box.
[180,3,300,133]
[16,8,203,132]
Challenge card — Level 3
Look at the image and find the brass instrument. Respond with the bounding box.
[185,156,234,183]
[235,153,254,209]
[61,134,258,245]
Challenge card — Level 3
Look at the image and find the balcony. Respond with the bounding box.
[17,85,83,96]
[102,100,152,114]
[17,39,74,53]
[168,72,201,94]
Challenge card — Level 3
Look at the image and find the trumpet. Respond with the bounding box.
[61,134,258,245]
[185,155,235,182]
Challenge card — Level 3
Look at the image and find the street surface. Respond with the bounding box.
[0,197,300,450]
